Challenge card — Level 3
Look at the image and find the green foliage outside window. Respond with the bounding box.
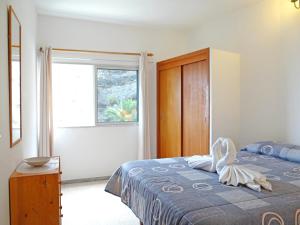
[103,98,137,122]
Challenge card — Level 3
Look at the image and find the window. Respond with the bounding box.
[52,63,139,127]
[96,68,138,124]
[52,63,95,127]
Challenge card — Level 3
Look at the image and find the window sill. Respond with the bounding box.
[54,122,138,129]
[96,122,139,127]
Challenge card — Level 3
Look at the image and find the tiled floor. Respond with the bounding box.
[61,180,140,225]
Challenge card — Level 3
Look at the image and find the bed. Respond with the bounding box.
[105,144,300,225]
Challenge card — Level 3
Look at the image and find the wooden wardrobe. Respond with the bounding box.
[157,48,210,158]
[157,48,240,158]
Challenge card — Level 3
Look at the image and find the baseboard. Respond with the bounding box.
[61,176,110,184]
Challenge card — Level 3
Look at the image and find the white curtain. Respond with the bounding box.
[38,47,53,157]
[138,52,151,160]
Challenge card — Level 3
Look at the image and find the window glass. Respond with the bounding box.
[52,63,95,127]
[96,68,138,123]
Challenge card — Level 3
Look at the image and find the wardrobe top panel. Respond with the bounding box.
[157,48,210,71]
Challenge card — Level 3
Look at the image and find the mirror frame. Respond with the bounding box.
[8,5,22,148]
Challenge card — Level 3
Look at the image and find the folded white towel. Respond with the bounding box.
[216,138,237,174]
[219,165,272,192]
[186,138,272,192]
[186,138,224,172]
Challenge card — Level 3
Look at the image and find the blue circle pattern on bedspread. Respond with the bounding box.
[105,142,300,225]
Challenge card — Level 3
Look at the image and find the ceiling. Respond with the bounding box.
[35,0,261,29]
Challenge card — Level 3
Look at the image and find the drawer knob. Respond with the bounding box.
[60,206,63,209]
[60,214,63,218]
[60,171,62,175]
[60,193,63,196]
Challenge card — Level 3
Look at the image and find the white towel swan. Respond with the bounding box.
[186,138,272,192]
[186,138,224,172]
[216,138,272,192]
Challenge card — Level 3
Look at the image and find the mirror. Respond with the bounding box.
[8,6,22,148]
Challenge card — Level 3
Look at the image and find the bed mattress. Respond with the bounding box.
[105,151,300,225]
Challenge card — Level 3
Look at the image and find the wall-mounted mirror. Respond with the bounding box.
[8,6,22,148]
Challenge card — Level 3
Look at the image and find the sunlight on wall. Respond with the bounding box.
[281,0,299,22]
[280,0,300,145]
[280,0,300,40]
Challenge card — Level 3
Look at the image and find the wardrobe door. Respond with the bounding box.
[182,60,209,156]
[158,67,182,158]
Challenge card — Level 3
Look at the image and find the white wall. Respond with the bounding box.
[210,49,240,147]
[38,15,188,61]
[37,15,188,180]
[187,0,285,147]
[280,1,300,145]
[0,1,37,225]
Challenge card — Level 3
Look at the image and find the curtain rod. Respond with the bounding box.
[39,47,153,57]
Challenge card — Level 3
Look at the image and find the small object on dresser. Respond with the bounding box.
[23,157,51,167]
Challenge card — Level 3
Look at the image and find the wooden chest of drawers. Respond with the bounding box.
[9,157,62,225]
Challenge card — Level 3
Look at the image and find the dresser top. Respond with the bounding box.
[11,156,60,178]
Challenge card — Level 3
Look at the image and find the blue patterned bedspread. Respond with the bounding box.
[105,151,300,225]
